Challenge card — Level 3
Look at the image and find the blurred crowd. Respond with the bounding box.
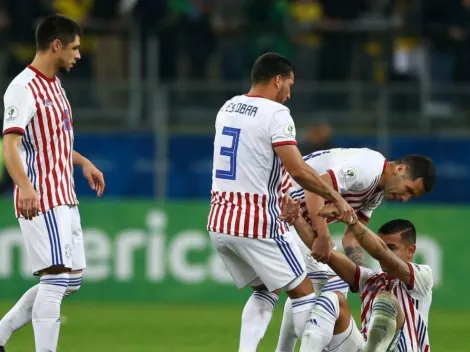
[0,0,469,112]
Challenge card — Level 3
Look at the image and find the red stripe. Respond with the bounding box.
[212,194,222,233]
[31,78,54,211]
[253,194,260,238]
[424,345,429,352]
[327,169,338,191]
[47,81,67,205]
[361,281,386,323]
[262,195,268,238]
[36,78,60,206]
[399,287,416,350]
[407,293,419,349]
[225,192,236,235]
[272,141,297,147]
[353,265,361,292]
[357,211,370,222]
[234,193,243,236]
[217,192,228,233]
[243,193,251,237]
[28,82,46,213]
[405,262,415,289]
[3,127,25,135]
[207,193,216,229]
[342,178,379,198]
[51,81,74,204]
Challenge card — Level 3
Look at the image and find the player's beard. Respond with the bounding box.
[276,84,288,104]
[57,58,70,74]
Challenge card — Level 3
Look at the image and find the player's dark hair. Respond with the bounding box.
[36,14,83,51]
[251,52,294,84]
[378,219,416,245]
[396,154,436,193]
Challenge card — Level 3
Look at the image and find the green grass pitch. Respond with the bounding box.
[1,302,467,351]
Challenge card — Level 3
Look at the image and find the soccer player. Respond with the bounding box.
[275,148,435,352]
[207,52,355,352]
[0,15,104,352]
[296,206,433,352]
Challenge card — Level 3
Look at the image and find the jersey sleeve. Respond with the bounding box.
[3,84,36,135]
[327,154,385,194]
[352,265,376,293]
[270,109,297,147]
[358,193,383,221]
[405,263,433,300]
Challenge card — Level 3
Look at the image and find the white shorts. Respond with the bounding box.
[209,231,307,292]
[328,317,365,351]
[18,205,86,275]
[292,228,350,295]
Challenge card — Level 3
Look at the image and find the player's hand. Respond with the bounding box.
[82,161,105,197]
[318,203,357,226]
[311,234,332,263]
[328,195,357,225]
[280,195,301,225]
[18,186,39,220]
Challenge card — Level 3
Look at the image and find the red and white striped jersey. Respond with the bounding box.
[2,66,77,218]
[354,263,433,352]
[207,94,295,238]
[283,148,387,224]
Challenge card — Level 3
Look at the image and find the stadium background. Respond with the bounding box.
[0,0,469,350]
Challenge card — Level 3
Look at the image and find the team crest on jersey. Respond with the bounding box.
[64,244,72,259]
[283,122,295,137]
[5,106,18,122]
[340,167,356,182]
[63,110,72,131]
[43,98,53,107]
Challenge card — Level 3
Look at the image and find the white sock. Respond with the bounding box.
[291,292,316,339]
[299,291,339,352]
[0,284,39,346]
[64,272,82,297]
[0,272,82,347]
[239,291,278,352]
[364,294,397,352]
[32,274,68,352]
[308,271,328,295]
[275,297,298,352]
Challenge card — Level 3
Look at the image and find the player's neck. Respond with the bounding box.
[378,161,395,189]
[247,86,275,101]
[30,54,58,80]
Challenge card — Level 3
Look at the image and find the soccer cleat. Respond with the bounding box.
[0,345,5,351]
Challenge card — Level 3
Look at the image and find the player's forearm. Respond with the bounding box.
[3,142,33,189]
[72,150,91,167]
[293,216,317,248]
[292,166,338,202]
[343,223,367,266]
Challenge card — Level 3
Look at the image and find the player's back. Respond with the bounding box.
[208,94,296,239]
[3,66,77,217]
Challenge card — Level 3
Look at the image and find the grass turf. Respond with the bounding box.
[1,302,467,351]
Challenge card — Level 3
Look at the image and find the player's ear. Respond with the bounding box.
[51,39,61,53]
[274,75,282,89]
[395,164,407,175]
[408,243,416,257]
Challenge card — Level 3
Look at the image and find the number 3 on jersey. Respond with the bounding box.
[215,126,241,180]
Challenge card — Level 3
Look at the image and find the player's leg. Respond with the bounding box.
[22,207,72,351]
[299,291,351,352]
[209,231,270,352]
[0,206,83,348]
[364,291,404,352]
[275,297,297,352]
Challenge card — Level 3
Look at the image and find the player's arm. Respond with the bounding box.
[345,221,413,285]
[72,150,105,196]
[343,217,369,266]
[2,134,33,190]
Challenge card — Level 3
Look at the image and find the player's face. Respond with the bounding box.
[378,233,416,269]
[56,35,81,74]
[274,72,294,104]
[383,165,425,202]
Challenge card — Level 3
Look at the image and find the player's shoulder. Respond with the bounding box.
[409,262,433,276]
[5,69,36,95]
[241,95,290,114]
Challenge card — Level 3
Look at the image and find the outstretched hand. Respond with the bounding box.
[318,203,357,225]
[280,195,301,225]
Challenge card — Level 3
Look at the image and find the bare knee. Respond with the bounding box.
[286,276,314,299]
[332,291,351,334]
[38,265,71,276]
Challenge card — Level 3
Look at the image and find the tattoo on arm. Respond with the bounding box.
[344,246,365,266]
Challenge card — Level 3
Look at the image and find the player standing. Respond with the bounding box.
[0,15,104,352]
[207,52,355,352]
